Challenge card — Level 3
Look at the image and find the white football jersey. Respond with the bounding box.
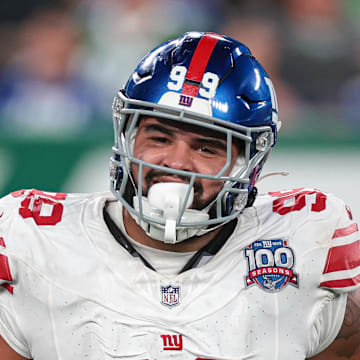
[0,188,359,360]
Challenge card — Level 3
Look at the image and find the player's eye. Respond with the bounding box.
[150,136,171,144]
[143,124,174,145]
[195,138,227,157]
[199,146,217,154]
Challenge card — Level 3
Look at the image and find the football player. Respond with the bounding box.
[0,32,359,360]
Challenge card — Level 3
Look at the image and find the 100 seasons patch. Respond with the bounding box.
[244,239,298,292]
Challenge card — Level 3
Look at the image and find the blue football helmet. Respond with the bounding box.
[110,31,280,244]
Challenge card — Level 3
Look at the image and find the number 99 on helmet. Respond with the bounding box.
[110,31,280,244]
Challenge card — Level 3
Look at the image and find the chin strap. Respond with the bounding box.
[245,186,258,208]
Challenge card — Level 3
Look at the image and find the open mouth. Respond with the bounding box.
[149,176,204,196]
[151,176,190,185]
[141,170,204,198]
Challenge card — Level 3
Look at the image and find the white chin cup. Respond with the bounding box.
[149,182,193,243]
[132,182,209,244]
[148,182,194,211]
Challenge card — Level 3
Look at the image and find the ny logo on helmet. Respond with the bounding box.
[179,95,193,107]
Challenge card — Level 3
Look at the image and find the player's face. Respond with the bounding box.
[131,116,242,209]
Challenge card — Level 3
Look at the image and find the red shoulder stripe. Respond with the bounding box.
[320,273,360,288]
[332,223,358,238]
[0,254,13,282]
[323,240,360,274]
[0,253,14,294]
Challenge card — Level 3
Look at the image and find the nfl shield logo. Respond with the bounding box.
[161,285,180,307]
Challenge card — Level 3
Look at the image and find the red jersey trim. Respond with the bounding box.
[323,240,360,274]
[332,223,358,238]
[320,273,360,288]
[0,253,14,293]
[0,254,13,282]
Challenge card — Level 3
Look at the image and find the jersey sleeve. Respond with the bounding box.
[0,193,17,292]
[0,192,31,358]
[319,203,360,293]
[307,292,348,357]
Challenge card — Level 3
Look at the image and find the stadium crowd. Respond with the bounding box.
[0,0,359,136]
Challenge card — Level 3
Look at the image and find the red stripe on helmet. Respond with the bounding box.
[181,84,199,97]
[181,33,221,96]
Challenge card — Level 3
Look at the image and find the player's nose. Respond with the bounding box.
[161,141,194,172]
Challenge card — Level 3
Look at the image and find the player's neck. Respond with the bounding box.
[122,207,221,252]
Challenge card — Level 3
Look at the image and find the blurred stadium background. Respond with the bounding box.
[0,0,359,219]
